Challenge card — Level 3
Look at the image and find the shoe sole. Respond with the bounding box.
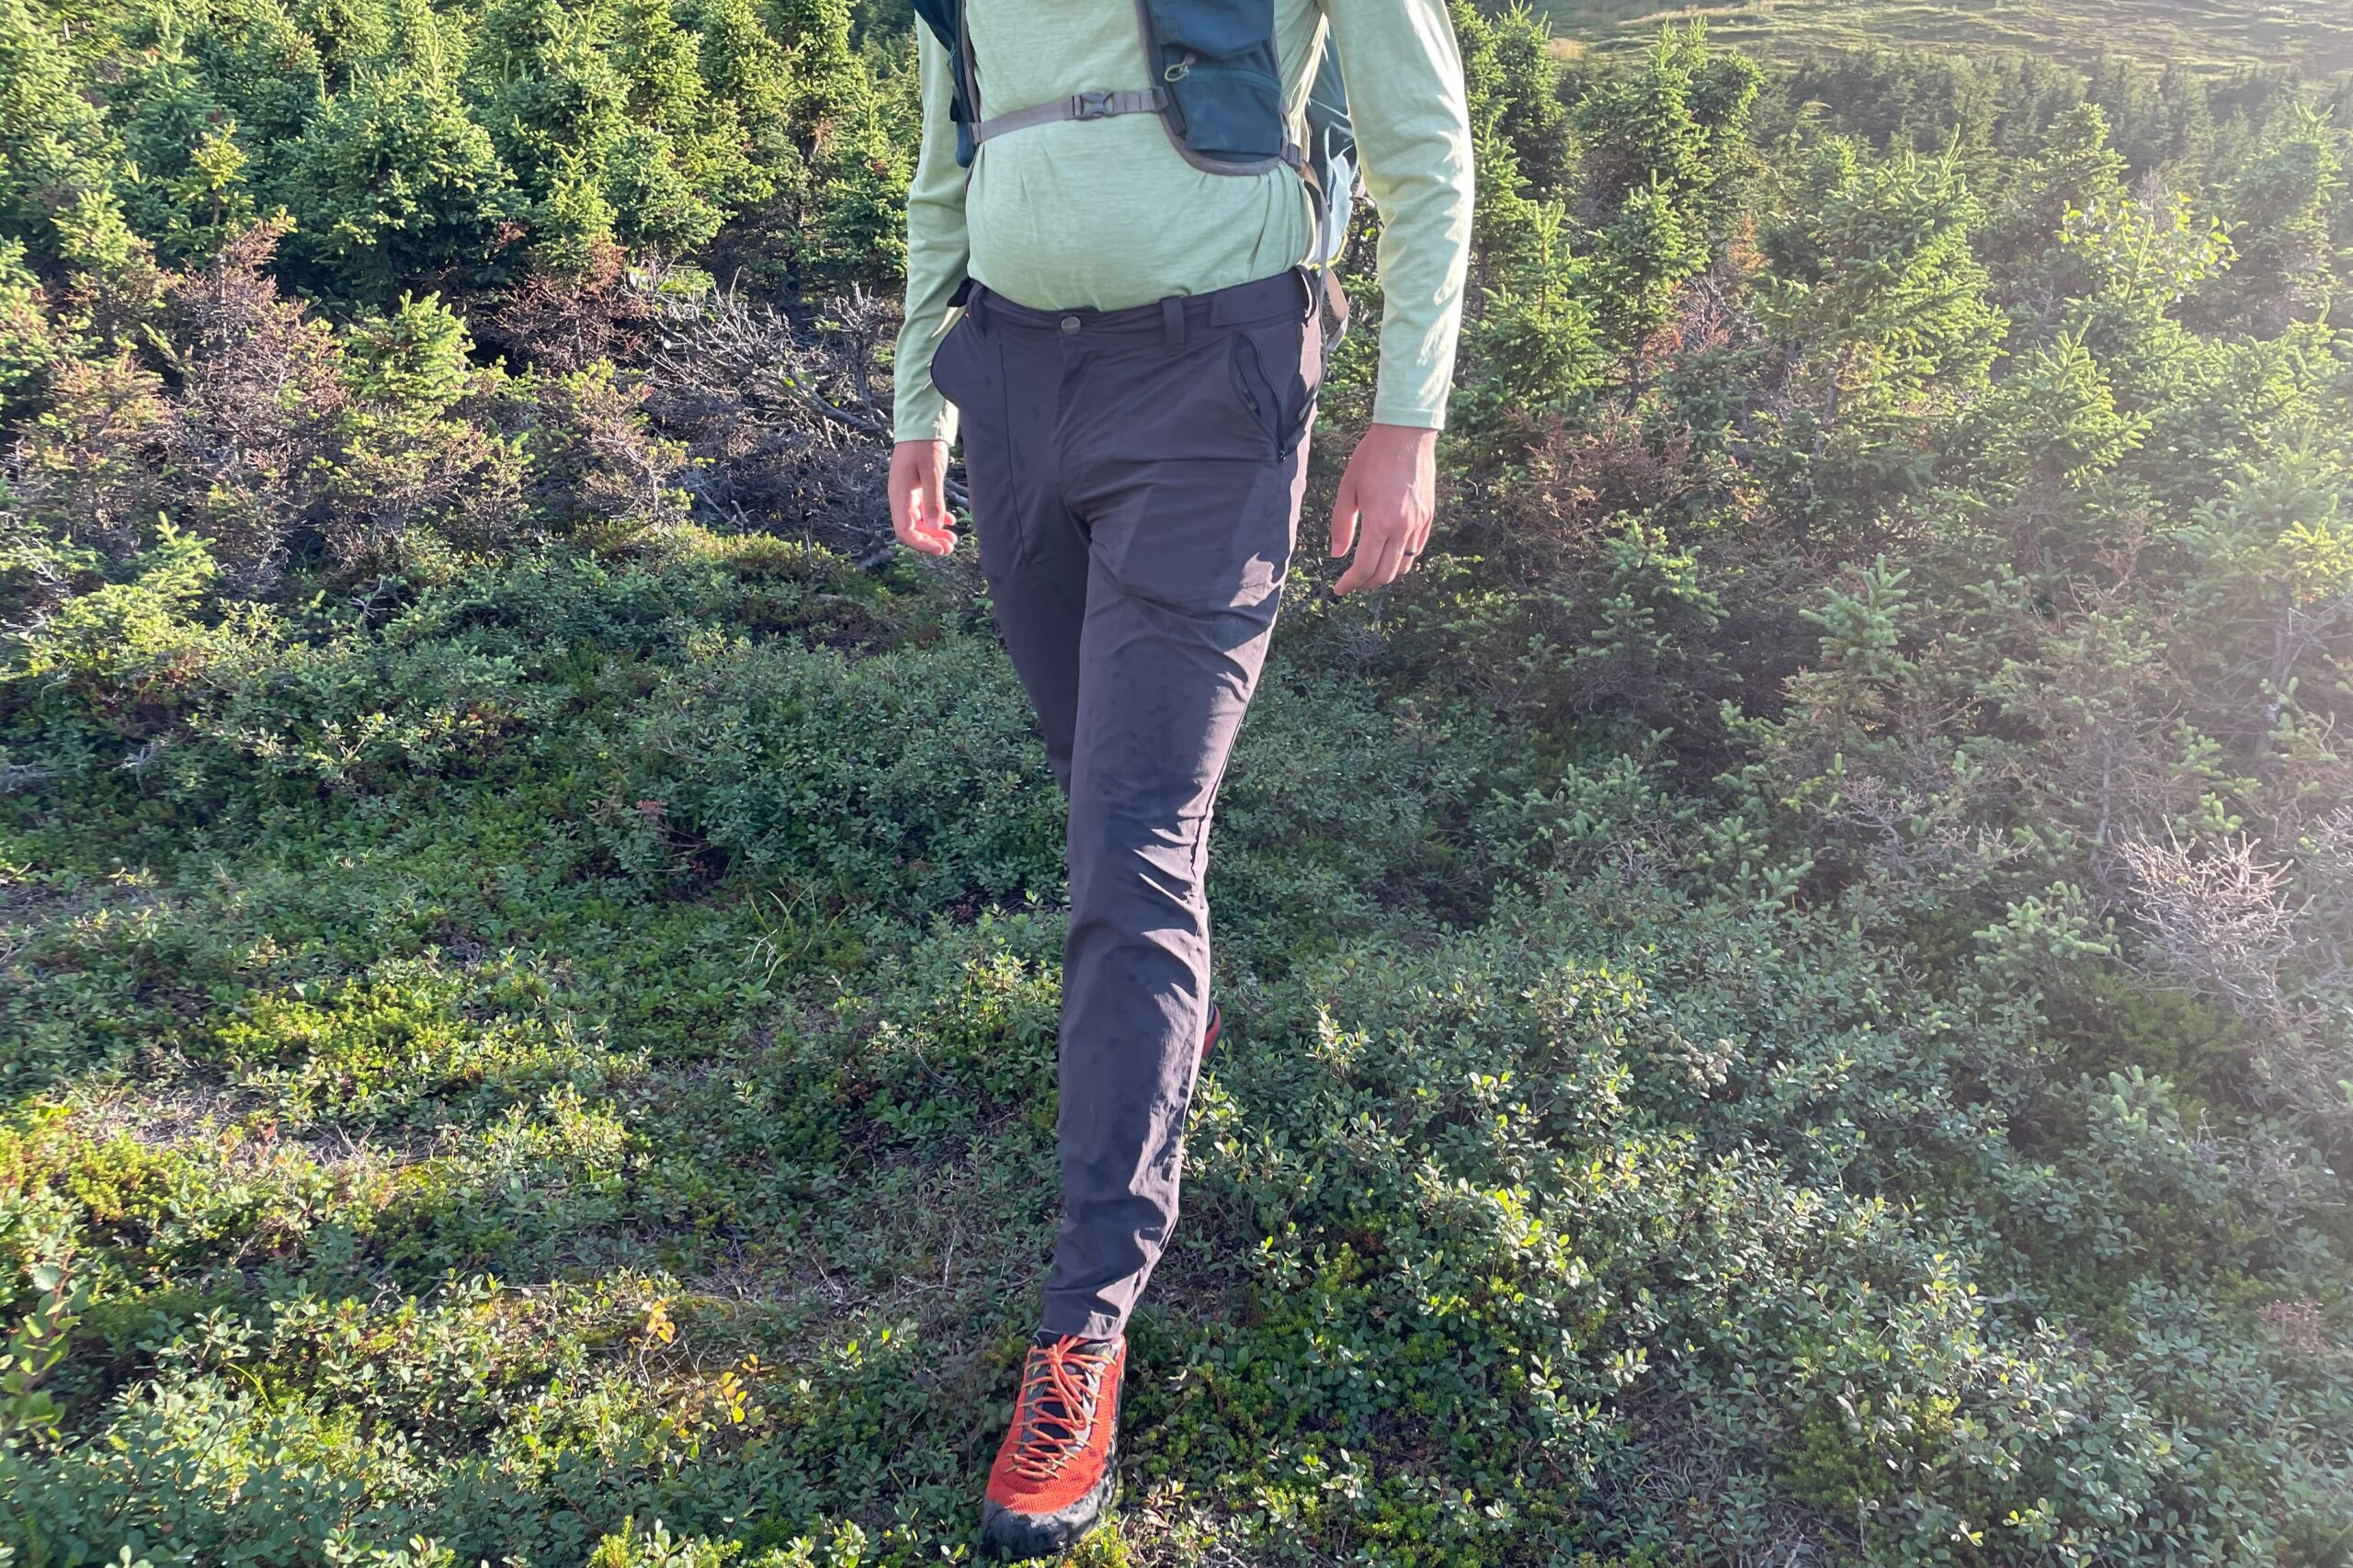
[980,1445,1120,1561]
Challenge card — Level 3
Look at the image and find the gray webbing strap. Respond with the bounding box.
[1297,153,1329,260]
[1319,265,1350,357]
[1293,158,1350,357]
[971,88,1168,146]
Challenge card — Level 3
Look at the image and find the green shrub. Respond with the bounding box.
[606,630,1063,915]
[0,9,2348,1566]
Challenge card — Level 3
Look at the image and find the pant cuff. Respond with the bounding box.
[1040,1300,1128,1342]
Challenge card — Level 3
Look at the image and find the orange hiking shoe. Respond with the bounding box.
[1201,1001,1222,1063]
[981,1332,1126,1559]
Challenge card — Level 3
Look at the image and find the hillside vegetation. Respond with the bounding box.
[1534,0,2353,75]
[2,0,2352,1564]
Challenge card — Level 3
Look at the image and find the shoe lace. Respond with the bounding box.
[1008,1336,1115,1482]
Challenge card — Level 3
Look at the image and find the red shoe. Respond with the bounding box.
[981,1332,1125,1559]
[1201,1001,1222,1063]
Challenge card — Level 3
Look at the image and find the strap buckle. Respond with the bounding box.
[1072,89,1119,120]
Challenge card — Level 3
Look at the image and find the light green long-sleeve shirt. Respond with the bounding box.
[892,0,1474,444]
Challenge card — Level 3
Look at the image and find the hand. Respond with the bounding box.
[1329,422,1437,595]
[890,439,959,555]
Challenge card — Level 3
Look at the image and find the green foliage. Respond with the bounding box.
[3,526,225,691]
[0,0,139,275]
[1752,140,2009,532]
[0,240,62,418]
[281,52,522,299]
[467,0,632,227]
[1573,23,1760,350]
[1452,202,1608,447]
[607,630,1065,911]
[797,86,915,287]
[345,293,475,410]
[1,7,2351,1567]
[2194,106,2347,337]
[1453,2,1577,221]
[0,0,898,311]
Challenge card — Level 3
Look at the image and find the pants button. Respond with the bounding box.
[1059,314,1082,334]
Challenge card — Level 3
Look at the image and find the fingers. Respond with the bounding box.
[902,489,957,555]
[1388,512,1432,581]
[890,442,959,556]
[1334,490,1409,594]
[1372,519,1415,583]
[1330,461,1375,594]
[1327,469,1360,569]
[1335,508,1412,595]
[1403,507,1434,572]
[894,479,956,555]
[1334,503,1433,594]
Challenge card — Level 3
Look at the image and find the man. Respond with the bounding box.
[887,0,1472,1552]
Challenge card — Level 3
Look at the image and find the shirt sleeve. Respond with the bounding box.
[1321,0,1475,429]
[893,28,971,445]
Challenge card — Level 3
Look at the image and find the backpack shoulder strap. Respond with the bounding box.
[909,0,983,166]
[908,0,957,54]
[1301,29,1358,266]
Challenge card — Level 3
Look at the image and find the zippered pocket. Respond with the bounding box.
[1190,63,1277,91]
[1228,334,1279,456]
[1168,62,1285,159]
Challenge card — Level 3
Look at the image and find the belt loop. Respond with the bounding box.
[965,281,988,335]
[1161,294,1185,356]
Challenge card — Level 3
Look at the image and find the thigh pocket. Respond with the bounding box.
[925,312,970,403]
[1229,316,1319,460]
[1227,334,1279,456]
[926,314,1024,579]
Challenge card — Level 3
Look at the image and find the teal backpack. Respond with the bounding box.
[909,0,1359,284]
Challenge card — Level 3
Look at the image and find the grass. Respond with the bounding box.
[1529,0,2353,74]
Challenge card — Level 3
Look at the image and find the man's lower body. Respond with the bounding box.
[926,267,1320,1554]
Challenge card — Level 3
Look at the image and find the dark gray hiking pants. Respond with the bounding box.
[928,267,1320,1339]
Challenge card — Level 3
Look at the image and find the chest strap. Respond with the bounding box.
[971,86,1169,146]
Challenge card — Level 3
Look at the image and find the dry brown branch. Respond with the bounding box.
[2119,835,2300,1022]
[634,281,956,564]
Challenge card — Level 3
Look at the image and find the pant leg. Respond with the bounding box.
[927,298,1089,790]
[1040,300,1318,1339]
